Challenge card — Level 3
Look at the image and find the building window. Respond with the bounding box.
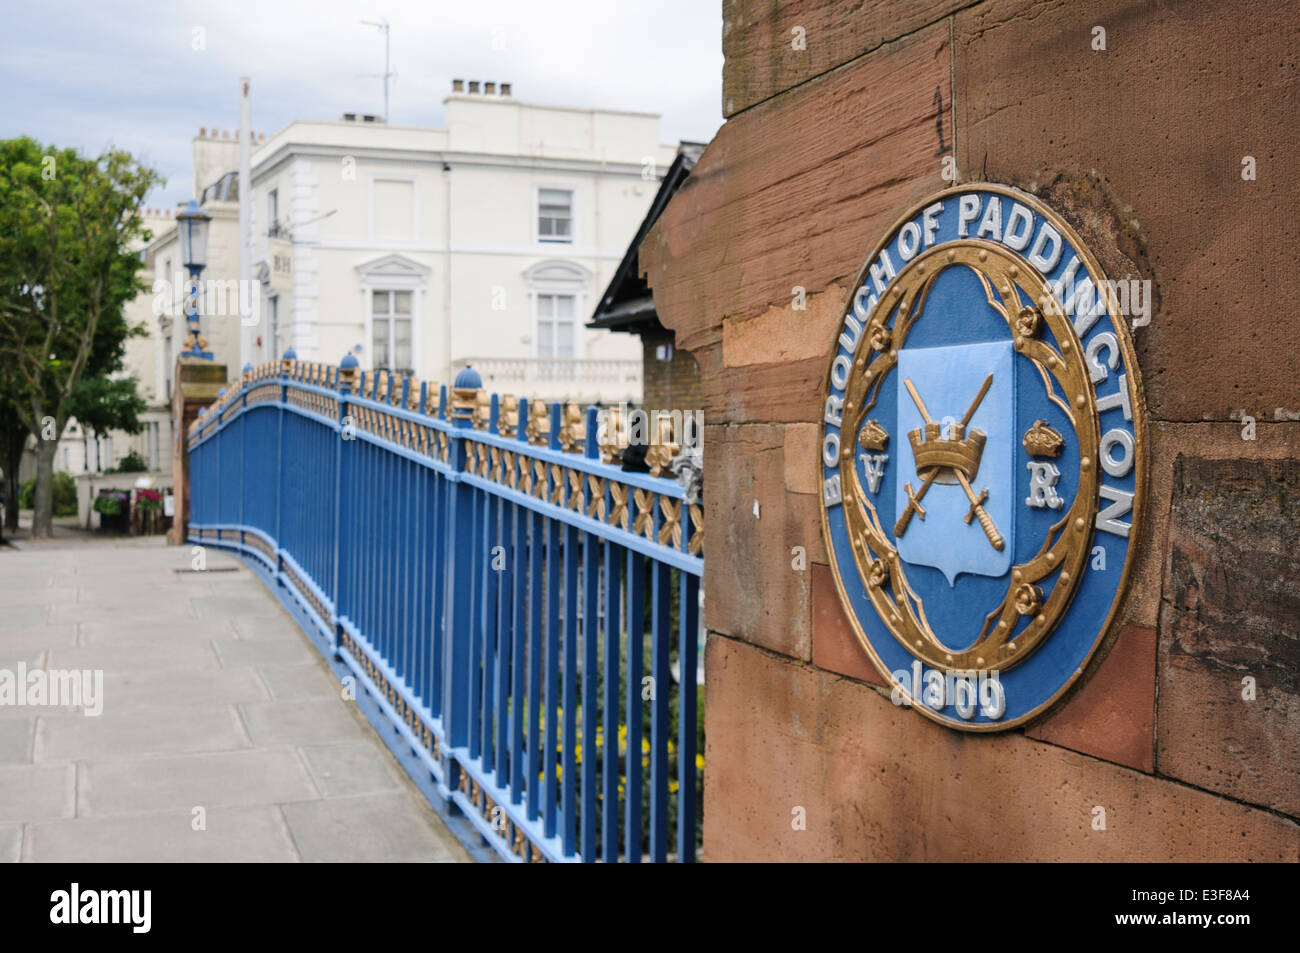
[267,295,280,361]
[371,290,413,376]
[146,421,160,471]
[538,189,573,243]
[536,293,577,359]
[267,188,281,238]
[163,331,174,401]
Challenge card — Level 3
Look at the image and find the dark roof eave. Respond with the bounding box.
[588,144,703,327]
[586,294,657,331]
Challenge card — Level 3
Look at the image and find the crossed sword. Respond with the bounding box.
[893,373,1005,552]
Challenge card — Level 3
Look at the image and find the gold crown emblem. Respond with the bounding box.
[907,422,986,481]
[1022,419,1064,457]
[857,419,889,451]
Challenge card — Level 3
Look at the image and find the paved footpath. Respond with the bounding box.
[0,534,470,862]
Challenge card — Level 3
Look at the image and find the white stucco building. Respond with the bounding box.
[86,82,675,487]
[247,81,676,403]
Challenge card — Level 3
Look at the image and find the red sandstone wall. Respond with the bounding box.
[642,0,1300,861]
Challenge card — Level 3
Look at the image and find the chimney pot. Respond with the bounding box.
[452,78,464,92]
[199,126,206,137]
[485,81,496,94]
[500,82,512,96]
[468,80,480,93]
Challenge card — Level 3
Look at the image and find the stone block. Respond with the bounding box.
[1027,625,1156,772]
[1156,456,1300,817]
[643,21,953,382]
[705,424,815,659]
[955,0,1300,421]
[703,634,1299,861]
[810,564,887,688]
[722,0,969,115]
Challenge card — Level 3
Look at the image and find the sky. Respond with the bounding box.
[0,0,724,209]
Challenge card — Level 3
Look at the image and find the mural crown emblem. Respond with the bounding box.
[857,419,889,451]
[907,422,986,480]
[1022,419,1065,457]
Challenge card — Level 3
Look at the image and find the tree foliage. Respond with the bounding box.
[0,136,160,536]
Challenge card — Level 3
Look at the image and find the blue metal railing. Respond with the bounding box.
[187,355,704,862]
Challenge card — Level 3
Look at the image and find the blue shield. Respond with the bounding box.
[894,341,1014,585]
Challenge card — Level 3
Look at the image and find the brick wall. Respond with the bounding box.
[641,0,1300,861]
[640,330,703,415]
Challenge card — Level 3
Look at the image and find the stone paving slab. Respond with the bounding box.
[0,536,471,862]
[298,743,406,799]
[0,535,467,863]
[257,663,342,701]
[281,793,465,863]
[239,699,368,747]
[0,718,35,763]
[78,748,319,817]
[46,641,222,675]
[215,638,316,667]
[0,826,20,862]
[231,615,305,640]
[0,764,75,823]
[0,606,50,628]
[0,625,77,655]
[26,806,302,863]
[79,619,238,645]
[102,667,269,708]
[37,704,251,762]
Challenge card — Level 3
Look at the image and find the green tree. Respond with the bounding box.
[0,381,27,538]
[0,137,160,537]
[66,373,148,460]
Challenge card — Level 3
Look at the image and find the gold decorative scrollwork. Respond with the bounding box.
[587,475,605,519]
[609,483,629,530]
[687,504,704,555]
[633,489,655,540]
[658,498,682,548]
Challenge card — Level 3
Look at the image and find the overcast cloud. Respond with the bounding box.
[0,0,724,208]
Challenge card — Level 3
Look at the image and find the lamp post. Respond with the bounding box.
[176,199,213,359]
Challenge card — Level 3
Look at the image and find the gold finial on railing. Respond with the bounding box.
[598,405,627,464]
[645,414,681,478]
[560,401,585,452]
[498,395,519,438]
[472,390,491,430]
[526,399,550,446]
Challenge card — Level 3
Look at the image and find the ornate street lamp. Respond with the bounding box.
[175,199,213,359]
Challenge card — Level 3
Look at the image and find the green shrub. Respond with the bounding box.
[18,472,78,516]
[115,449,148,473]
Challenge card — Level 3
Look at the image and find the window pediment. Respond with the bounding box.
[524,258,591,291]
[356,253,431,284]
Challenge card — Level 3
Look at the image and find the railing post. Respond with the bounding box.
[331,353,357,654]
[443,366,482,773]
[274,348,295,579]
[239,364,251,541]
